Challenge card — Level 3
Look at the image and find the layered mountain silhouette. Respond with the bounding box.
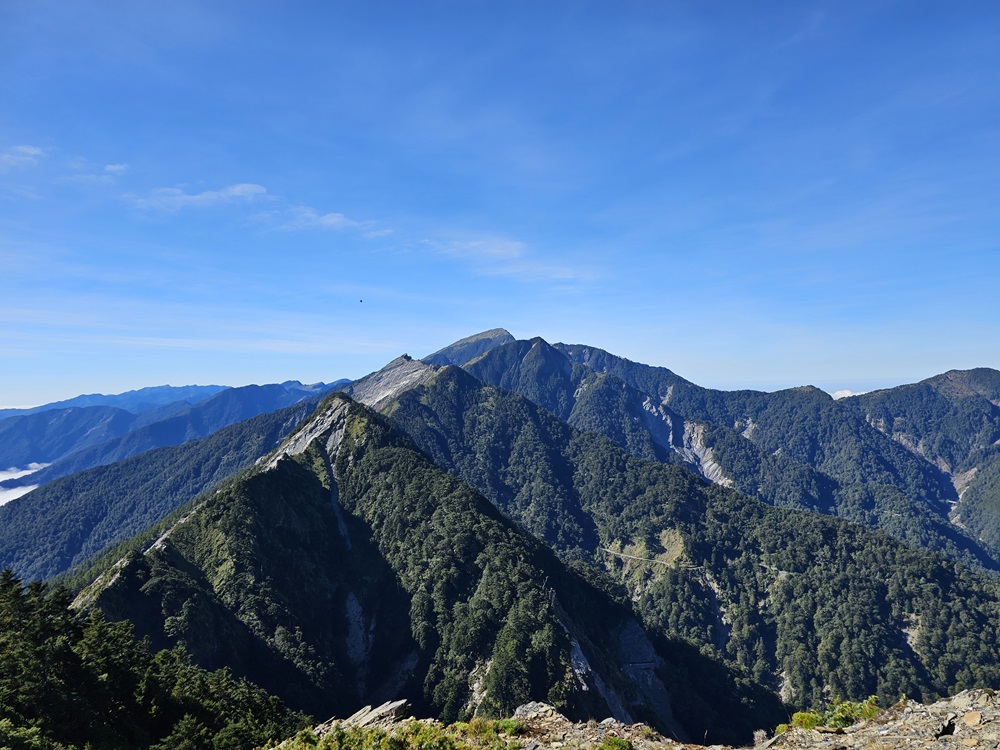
[0,383,228,421]
[376,358,1000,708]
[0,380,344,489]
[0,399,322,581]
[4,330,1000,746]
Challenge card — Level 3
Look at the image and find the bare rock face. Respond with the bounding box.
[311,700,689,750]
[314,699,413,734]
[264,394,352,469]
[511,702,684,750]
[678,422,734,488]
[343,355,440,412]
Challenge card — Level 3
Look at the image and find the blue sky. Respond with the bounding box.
[2,1,998,406]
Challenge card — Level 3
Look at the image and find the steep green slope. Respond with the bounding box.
[460,338,585,421]
[960,453,1000,552]
[73,393,781,744]
[525,340,995,570]
[0,570,305,749]
[845,370,1000,553]
[849,371,1000,474]
[463,339,685,466]
[468,341,842,516]
[384,365,1000,709]
[552,343,958,508]
[0,400,317,581]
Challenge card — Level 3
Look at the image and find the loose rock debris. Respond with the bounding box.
[759,689,1000,750]
[309,689,1000,750]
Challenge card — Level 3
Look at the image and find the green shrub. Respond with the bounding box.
[595,738,633,750]
[774,697,879,734]
[277,720,524,750]
[790,712,822,730]
[825,696,879,728]
[491,720,529,736]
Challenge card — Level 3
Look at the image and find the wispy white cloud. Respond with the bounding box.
[0,464,48,481]
[425,235,596,285]
[278,205,393,239]
[282,205,361,230]
[128,182,268,210]
[51,158,129,187]
[435,237,526,262]
[0,145,46,171]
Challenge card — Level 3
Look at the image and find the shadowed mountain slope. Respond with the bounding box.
[381,364,1000,709]
[844,369,1000,554]
[0,406,138,469]
[73,393,783,745]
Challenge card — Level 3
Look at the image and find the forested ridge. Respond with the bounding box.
[386,365,1000,709]
[73,394,781,745]
[844,370,1000,555]
[462,338,999,572]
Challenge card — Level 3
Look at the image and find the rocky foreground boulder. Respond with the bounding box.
[291,690,1000,750]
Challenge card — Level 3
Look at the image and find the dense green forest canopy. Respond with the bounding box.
[70,394,782,745]
[386,365,1000,709]
[0,570,306,750]
[462,339,1000,573]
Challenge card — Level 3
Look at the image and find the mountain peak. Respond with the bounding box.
[343,356,439,412]
[923,367,1000,402]
[422,329,515,367]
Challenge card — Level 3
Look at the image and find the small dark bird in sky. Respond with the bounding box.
[360,299,363,302]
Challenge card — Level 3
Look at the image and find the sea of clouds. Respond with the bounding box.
[0,463,47,506]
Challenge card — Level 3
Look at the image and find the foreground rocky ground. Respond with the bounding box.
[758,689,1000,750]
[291,690,1000,750]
